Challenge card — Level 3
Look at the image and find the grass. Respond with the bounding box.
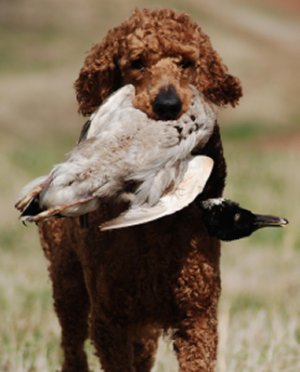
[217,141,300,371]
[1,0,300,370]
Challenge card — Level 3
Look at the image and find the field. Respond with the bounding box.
[0,0,299,371]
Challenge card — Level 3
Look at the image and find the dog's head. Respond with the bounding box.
[75,8,242,119]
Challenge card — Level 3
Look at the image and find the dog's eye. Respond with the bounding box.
[130,58,145,70]
[178,59,194,69]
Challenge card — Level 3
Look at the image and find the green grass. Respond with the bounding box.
[11,136,75,177]
[222,120,266,141]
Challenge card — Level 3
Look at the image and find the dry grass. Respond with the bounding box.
[1,0,299,370]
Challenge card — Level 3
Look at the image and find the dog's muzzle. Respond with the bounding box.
[152,85,182,120]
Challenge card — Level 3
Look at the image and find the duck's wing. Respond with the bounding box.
[100,155,214,230]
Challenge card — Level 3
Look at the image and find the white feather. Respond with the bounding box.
[100,156,214,230]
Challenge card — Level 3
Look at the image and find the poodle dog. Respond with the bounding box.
[38,8,242,372]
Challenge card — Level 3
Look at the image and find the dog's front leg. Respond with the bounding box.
[172,301,219,372]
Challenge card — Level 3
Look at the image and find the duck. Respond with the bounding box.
[15,84,217,228]
[200,198,288,241]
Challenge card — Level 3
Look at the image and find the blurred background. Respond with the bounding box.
[0,0,299,370]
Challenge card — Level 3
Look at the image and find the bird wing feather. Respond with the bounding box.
[100,155,213,230]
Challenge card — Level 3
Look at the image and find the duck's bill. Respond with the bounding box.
[253,214,289,228]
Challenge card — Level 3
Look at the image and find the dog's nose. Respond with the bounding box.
[152,85,182,120]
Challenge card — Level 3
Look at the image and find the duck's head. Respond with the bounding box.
[200,198,288,241]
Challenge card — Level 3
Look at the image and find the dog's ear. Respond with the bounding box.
[195,35,242,107]
[74,30,122,116]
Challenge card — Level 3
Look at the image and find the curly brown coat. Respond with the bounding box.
[38,8,242,372]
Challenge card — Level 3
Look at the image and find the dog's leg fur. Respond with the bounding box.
[171,235,221,372]
[90,317,135,372]
[131,324,161,372]
[39,219,90,372]
[173,303,219,372]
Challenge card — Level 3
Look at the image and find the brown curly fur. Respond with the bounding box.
[38,8,242,372]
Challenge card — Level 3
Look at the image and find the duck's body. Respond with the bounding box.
[15,84,216,228]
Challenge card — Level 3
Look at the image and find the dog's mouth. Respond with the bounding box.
[132,85,216,129]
